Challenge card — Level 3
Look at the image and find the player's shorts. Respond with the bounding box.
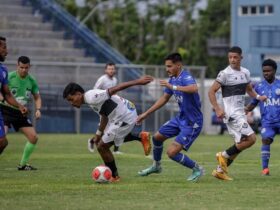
[260,124,280,141]
[158,116,203,151]
[102,120,136,146]
[0,104,32,132]
[0,119,5,138]
[226,115,254,143]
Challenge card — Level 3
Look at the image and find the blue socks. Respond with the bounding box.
[170,153,195,169]
[261,144,270,169]
[152,137,163,162]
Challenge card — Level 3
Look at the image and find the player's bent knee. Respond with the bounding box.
[166,149,176,158]
[262,139,272,145]
[29,135,38,144]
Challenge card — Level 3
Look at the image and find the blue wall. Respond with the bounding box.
[231,0,280,76]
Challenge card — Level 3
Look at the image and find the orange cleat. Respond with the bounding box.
[216,152,228,173]
[262,168,270,176]
[140,131,151,156]
[212,169,233,181]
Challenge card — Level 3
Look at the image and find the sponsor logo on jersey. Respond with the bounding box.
[264,98,280,107]
[275,89,280,95]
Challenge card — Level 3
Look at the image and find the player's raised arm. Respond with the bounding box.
[107,75,153,96]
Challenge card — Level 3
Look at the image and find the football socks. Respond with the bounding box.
[152,137,163,162]
[261,144,270,169]
[170,153,195,169]
[20,142,36,166]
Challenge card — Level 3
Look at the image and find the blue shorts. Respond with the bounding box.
[0,119,5,138]
[261,124,280,141]
[158,116,202,151]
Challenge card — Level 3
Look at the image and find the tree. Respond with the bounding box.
[188,0,230,77]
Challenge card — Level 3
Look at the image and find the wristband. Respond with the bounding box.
[256,95,260,100]
[172,85,177,90]
[96,130,102,136]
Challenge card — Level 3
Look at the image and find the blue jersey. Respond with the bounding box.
[0,63,8,90]
[164,69,203,124]
[251,79,280,126]
[0,63,8,137]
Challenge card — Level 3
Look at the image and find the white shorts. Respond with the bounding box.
[102,120,136,146]
[226,116,254,143]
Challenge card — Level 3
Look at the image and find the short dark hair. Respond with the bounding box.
[0,36,6,42]
[18,56,30,64]
[164,53,182,63]
[228,46,242,55]
[262,59,277,71]
[105,62,115,68]
[63,83,85,99]
[0,36,6,46]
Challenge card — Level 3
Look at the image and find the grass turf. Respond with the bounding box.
[1,133,280,210]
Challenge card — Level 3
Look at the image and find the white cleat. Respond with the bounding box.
[88,138,94,153]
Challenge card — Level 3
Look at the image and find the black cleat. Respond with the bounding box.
[17,164,37,171]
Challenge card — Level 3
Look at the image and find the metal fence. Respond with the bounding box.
[4,61,206,133]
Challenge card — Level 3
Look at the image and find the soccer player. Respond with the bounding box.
[0,56,41,170]
[63,76,153,182]
[0,36,28,155]
[137,53,204,182]
[89,62,122,154]
[246,59,279,176]
[208,46,267,181]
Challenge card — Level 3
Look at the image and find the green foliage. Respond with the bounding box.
[188,0,230,77]
[56,0,230,77]
[1,134,280,210]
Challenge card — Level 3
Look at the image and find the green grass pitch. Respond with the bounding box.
[1,133,280,210]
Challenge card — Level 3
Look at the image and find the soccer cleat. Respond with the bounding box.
[88,138,94,153]
[140,131,151,156]
[17,164,37,171]
[212,169,233,181]
[216,152,228,173]
[113,151,124,155]
[261,168,270,176]
[109,176,121,183]
[187,166,205,182]
[138,165,162,176]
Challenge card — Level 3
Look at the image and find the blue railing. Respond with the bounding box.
[24,0,132,65]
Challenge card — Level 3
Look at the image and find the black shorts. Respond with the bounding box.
[0,104,32,132]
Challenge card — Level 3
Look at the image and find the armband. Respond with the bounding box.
[172,85,177,91]
[96,130,102,136]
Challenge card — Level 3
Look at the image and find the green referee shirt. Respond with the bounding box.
[5,71,39,108]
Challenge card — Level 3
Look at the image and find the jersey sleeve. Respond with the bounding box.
[93,77,103,89]
[216,71,226,85]
[181,74,196,86]
[2,66,9,85]
[31,76,39,94]
[84,89,110,105]
[244,69,251,83]
[250,84,260,105]
[164,78,173,95]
